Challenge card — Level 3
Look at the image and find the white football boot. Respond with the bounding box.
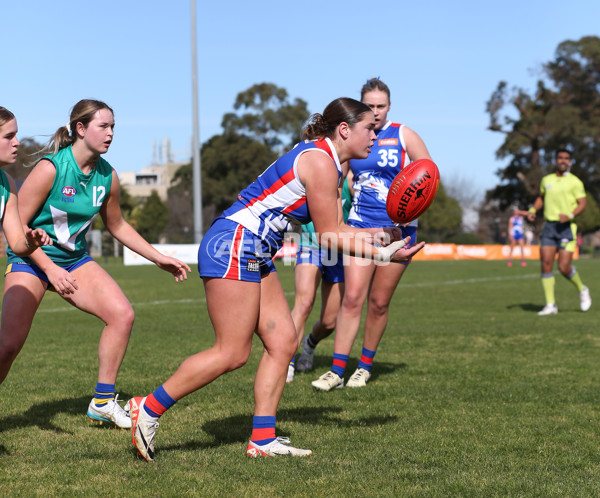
[87,394,132,429]
[247,437,312,457]
[538,303,558,316]
[311,371,344,391]
[346,368,372,388]
[580,286,592,312]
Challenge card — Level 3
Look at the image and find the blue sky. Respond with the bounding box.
[4,1,599,197]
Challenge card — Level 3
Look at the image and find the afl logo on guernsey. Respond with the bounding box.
[62,185,77,203]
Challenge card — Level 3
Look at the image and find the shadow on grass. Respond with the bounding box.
[0,395,115,435]
[507,302,545,312]
[303,357,407,382]
[149,405,399,459]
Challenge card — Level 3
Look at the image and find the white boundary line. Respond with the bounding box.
[36,273,538,313]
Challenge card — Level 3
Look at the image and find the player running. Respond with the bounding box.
[528,148,591,315]
[127,97,425,462]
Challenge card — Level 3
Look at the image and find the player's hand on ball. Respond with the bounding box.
[381,226,404,243]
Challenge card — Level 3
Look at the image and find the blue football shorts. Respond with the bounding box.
[5,254,94,284]
[198,217,277,282]
[511,230,525,241]
[295,245,345,283]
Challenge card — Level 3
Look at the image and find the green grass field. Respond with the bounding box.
[1,257,599,496]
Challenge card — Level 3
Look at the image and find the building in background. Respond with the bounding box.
[119,137,186,201]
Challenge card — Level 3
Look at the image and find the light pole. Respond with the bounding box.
[191,0,203,242]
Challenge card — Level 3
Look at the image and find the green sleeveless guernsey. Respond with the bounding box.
[0,169,11,222]
[7,146,113,266]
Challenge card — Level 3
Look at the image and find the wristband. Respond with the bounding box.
[374,238,408,263]
[528,207,537,214]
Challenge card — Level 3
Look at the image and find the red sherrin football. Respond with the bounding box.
[386,159,440,224]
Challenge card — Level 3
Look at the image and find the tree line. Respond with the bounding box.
[8,36,600,246]
[483,35,600,242]
[165,83,463,244]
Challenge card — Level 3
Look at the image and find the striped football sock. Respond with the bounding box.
[306,333,319,349]
[251,416,276,446]
[289,355,296,368]
[357,347,376,371]
[93,382,115,407]
[143,385,177,419]
[331,353,349,378]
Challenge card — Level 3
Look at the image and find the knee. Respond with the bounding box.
[341,292,365,314]
[320,316,337,332]
[108,303,135,331]
[294,296,314,319]
[558,263,571,276]
[368,297,390,318]
[267,332,298,362]
[0,332,25,362]
[285,334,299,357]
[222,346,252,372]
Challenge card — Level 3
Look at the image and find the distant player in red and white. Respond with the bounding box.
[507,207,529,267]
[313,78,433,391]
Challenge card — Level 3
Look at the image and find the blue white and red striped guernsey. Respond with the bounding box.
[223,137,342,250]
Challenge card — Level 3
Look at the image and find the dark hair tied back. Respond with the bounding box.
[303,97,371,141]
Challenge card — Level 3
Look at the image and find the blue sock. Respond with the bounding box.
[144,385,177,418]
[331,353,349,378]
[251,415,276,445]
[289,355,296,368]
[93,382,115,407]
[357,347,376,371]
[306,333,319,349]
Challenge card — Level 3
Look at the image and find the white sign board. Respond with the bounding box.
[123,244,200,266]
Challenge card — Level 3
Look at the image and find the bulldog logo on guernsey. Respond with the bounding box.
[62,185,77,203]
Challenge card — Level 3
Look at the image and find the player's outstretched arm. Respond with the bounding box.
[3,169,53,256]
[101,169,191,282]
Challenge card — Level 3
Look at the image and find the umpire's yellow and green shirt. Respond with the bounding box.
[7,145,113,266]
[540,172,585,222]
